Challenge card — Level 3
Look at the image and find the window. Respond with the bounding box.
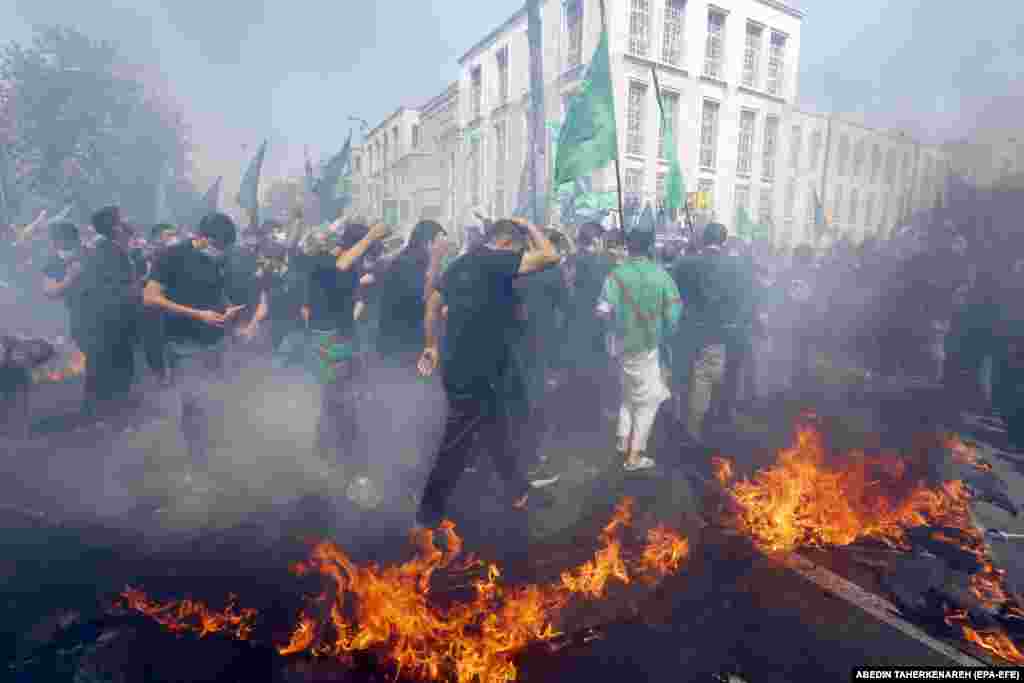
[735,185,750,215]
[497,46,510,103]
[806,183,816,225]
[837,134,850,176]
[704,10,725,79]
[790,125,802,170]
[470,136,481,205]
[762,115,779,181]
[809,130,822,170]
[393,126,400,156]
[742,23,763,89]
[565,1,583,68]
[412,125,420,149]
[903,150,913,182]
[885,149,897,184]
[699,99,720,169]
[494,121,507,189]
[656,172,666,206]
[662,0,686,66]
[382,136,388,167]
[864,194,874,227]
[759,186,773,226]
[853,140,865,179]
[659,90,679,159]
[871,144,882,183]
[627,82,647,155]
[849,188,859,225]
[766,32,786,96]
[624,167,644,196]
[785,179,796,220]
[471,66,482,118]
[629,0,651,57]
[737,109,756,176]
[354,156,361,173]
[833,185,843,224]
[400,200,411,221]
[494,190,505,217]
[698,178,715,210]
[880,194,889,230]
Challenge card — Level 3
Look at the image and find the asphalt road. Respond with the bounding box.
[3,357,1023,680]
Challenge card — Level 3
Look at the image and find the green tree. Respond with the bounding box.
[1,26,192,225]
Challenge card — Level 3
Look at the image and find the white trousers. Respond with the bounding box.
[615,347,671,455]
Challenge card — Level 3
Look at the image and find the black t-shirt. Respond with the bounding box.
[149,241,227,346]
[439,247,523,388]
[224,245,269,323]
[305,254,358,337]
[573,251,612,323]
[376,252,430,358]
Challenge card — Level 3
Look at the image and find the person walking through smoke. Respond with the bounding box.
[76,206,142,422]
[415,217,561,528]
[143,212,247,492]
[303,221,389,503]
[596,222,682,471]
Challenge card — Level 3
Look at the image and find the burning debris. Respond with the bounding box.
[111,498,690,683]
[712,418,1024,664]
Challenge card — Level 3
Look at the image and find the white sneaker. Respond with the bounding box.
[624,455,656,472]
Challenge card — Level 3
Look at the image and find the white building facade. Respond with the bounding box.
[352,0,953,246]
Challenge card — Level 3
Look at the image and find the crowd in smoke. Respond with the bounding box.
[0,179,1021,526]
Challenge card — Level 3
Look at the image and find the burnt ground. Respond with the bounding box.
[3,355,1023,680]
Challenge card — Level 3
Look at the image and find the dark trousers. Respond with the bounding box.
[315,357,363,473]
[419,378,530,526]
[82,314,136,413]
[723,334,754,411]
[139,310,167,375]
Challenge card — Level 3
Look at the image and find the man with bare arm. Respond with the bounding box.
[416,218,561,528]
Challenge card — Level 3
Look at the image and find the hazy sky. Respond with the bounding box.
[3,0,1022,202]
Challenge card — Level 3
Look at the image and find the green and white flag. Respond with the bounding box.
[236,140,267,212]
[553,27,618,186]
[654,83,685,212]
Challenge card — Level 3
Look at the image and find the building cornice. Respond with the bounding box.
[757,0,805,20]
[458,5,526,65]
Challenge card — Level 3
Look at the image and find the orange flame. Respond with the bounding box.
[723,424,974,552]
[121,498,688,683]
[711,457,734,486]
[118,587,258,640]
[945,434,993,473]
[945,610,1024,664]
[721,422,1024,664]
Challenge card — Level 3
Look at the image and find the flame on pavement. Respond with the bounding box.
[714,420,1024,664]
[118,498,689,683]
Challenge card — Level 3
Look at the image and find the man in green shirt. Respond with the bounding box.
[596,227,682,471]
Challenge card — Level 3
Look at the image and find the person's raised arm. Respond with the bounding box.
[336,223,389,272]
[512,218,560,275]
[418,289,444,377]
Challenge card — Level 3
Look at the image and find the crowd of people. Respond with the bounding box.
[1,198,1021,527]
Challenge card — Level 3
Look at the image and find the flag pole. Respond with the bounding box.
[649,64,691,241]
[598,0,625,232]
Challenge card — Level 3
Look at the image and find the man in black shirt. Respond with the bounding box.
[76,207,143,420]
[304,221,389,499]
[416,217,561,528]
[143,212,247,489]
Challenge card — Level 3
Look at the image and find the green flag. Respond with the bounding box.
[236,140,267,212]
[553,27,618,186]
[737,206,769,242]
[654,87,685,211]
